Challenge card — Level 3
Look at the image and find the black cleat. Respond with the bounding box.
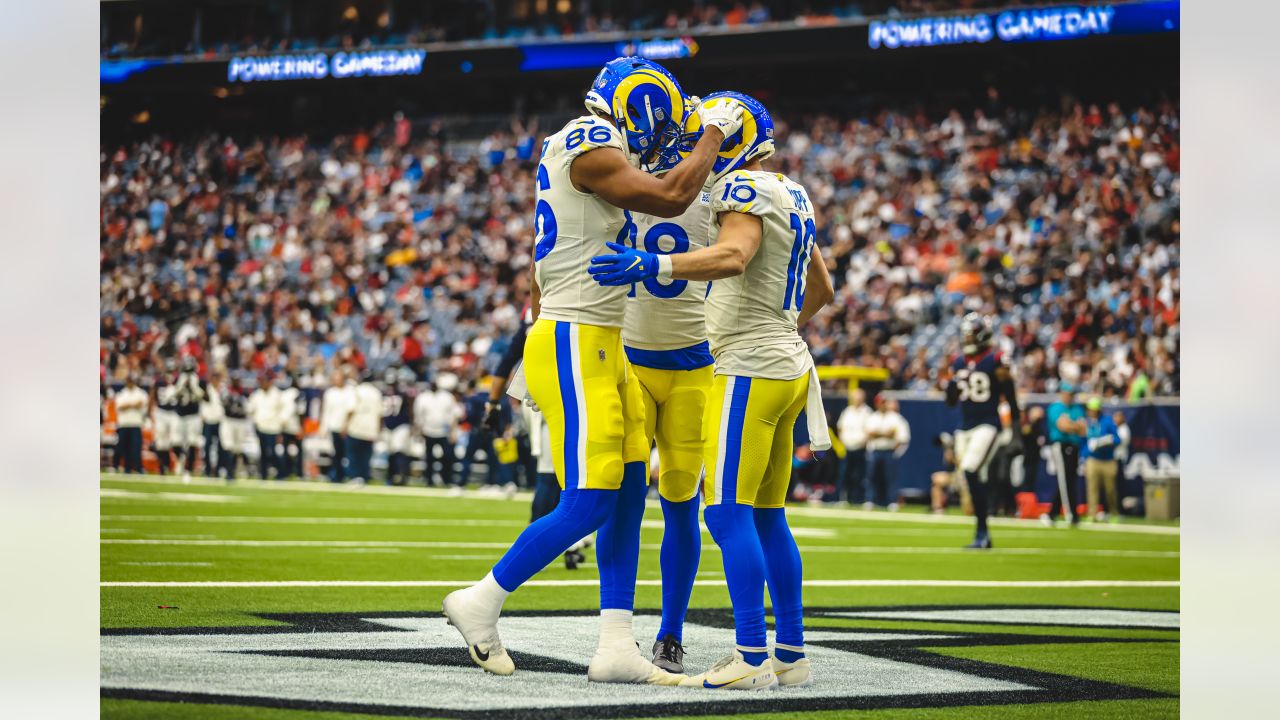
[965,534,993,550]
[564,550,584,570]
[651,634,685,674]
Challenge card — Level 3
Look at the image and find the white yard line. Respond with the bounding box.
[102,473,1179,536]
[99,538,1174,558]
[784,505,1181,535]
[115,561,214,567]
[101,514,525,528]
[101,489,246,504]
[100,579,1179,588]
[100,473,531,501]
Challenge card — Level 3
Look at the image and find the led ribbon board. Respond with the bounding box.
[868,1,1178,50]
[225,49,427,83]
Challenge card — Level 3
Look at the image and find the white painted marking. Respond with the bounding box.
[100,615,1022,711]
[103,539,511,548]
[829,608,1180,629]
[783,505,1180,535]
[101,489,246,504]
[99,537,1173,558]
[101,514,525,528]
[795,546,1178,558]
[99,472,533,502]
[116,561,214,567]
[100,579,1179,588]
[325,548,403,554]
[100,474,1178,537]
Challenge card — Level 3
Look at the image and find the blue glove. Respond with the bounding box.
[588,242,659,287]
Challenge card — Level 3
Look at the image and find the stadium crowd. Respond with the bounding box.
[101,92,1179,412]
[103,1,1041,58]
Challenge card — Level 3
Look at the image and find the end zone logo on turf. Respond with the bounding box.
[101,607,1175,718]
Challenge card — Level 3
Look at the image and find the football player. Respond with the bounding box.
[590,92,834,690]
[172,356,207,481]
[150,361,179,475]
[442,56,742,684]
[619,108,717,674]
[217,376,250,481]
[382,367,416,486]
[944,312,1022,549]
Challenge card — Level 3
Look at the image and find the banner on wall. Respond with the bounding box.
[811,395,1179,504]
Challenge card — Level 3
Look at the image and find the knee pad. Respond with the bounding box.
[704,503,751,546]
[556,488,618,536]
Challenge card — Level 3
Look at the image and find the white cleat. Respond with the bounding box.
[588,642,685,685]
[680,652,779,690]
[771,656,813,688]
[441,589,515,676]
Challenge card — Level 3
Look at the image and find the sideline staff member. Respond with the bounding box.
[1044,383,1086,526]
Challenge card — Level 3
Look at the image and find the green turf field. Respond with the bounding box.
[100,473,1179,719]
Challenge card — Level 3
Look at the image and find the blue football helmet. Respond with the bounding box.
[661,91,775,182]
[584,57,688,173]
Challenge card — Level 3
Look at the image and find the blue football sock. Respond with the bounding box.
[704,502,767,666]
[657,494,701,642]
[491,485,617,592]
[596,461,648,611]
[754,507,805,656]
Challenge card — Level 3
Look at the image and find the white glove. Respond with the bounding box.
[698,99,744,138]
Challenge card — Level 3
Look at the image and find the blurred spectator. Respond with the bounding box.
[416,378,463,488]
[321,368,354,482]
[102,2,1067,59]
[864,396,910,509]
[1044,384,1086,525]
[1083,397,1121,521]
[346,371,384,484]
[835,388,870,504]
[247,374,283,479]
[199,372,224,476]
[115,375,148,474]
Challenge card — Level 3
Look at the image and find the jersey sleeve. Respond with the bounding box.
[558,116,627,165]
[710,172,775,219]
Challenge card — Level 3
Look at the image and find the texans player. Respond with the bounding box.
[442,57,742,684]
[382,367,416,486]
[944,312,1022,549]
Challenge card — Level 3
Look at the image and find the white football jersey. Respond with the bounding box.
[705,170,818,380]
[621,188,714,351]
[533,115,631,329]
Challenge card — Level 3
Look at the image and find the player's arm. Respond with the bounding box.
[995,362,1021,429]
[592,210,762,284]
[943,365,961,406]
[570,126,727,217]
[797,245,834,325]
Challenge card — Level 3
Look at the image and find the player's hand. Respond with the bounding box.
[697,99,744,138]
[482,400,503,434]
[588,242,659,286]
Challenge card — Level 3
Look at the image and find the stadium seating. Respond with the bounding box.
[100,96,1179,400]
